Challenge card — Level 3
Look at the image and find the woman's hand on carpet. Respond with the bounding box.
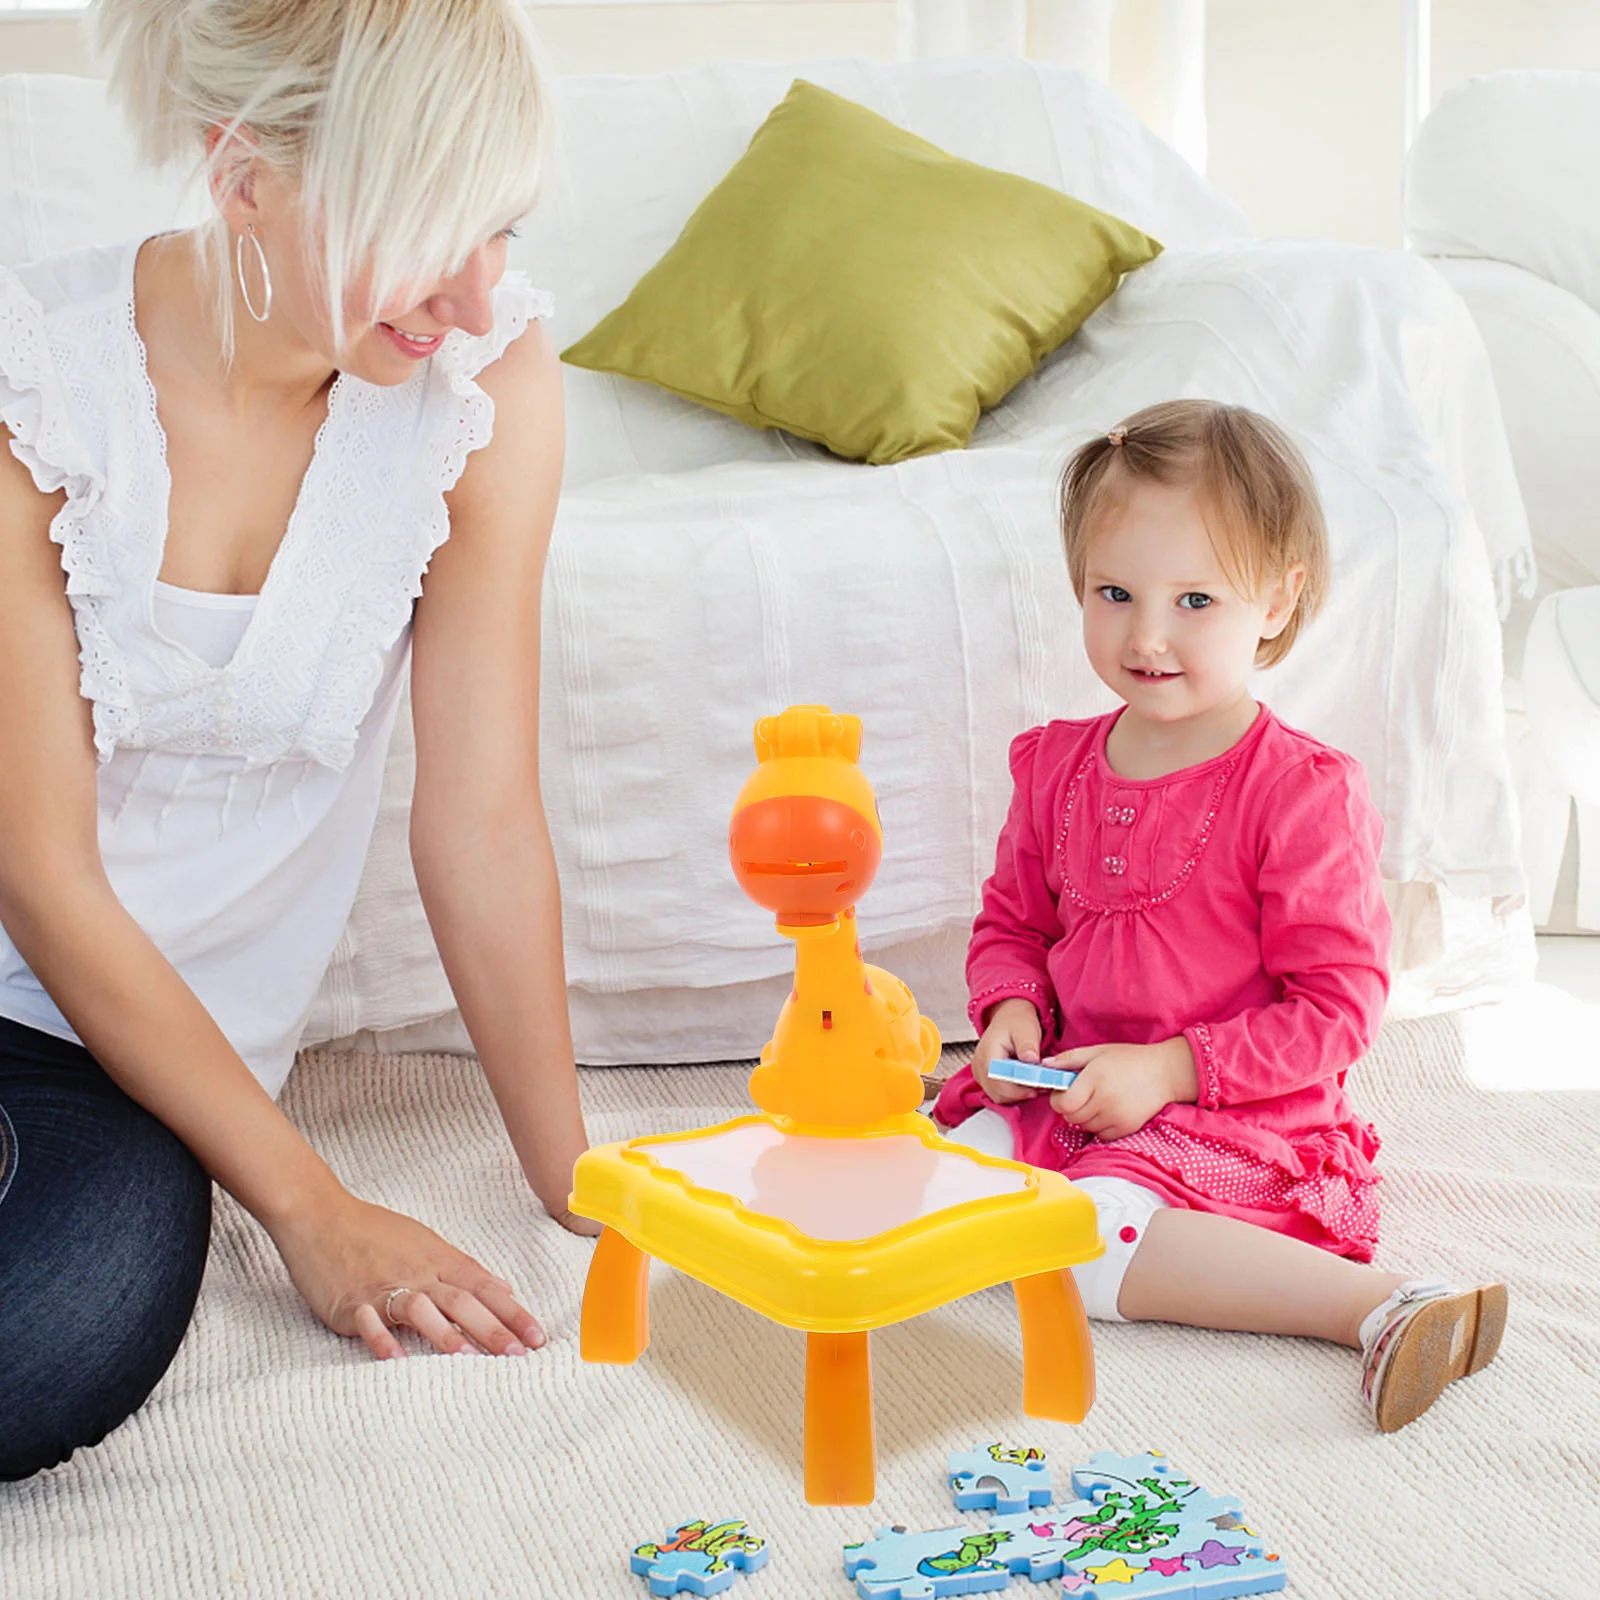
[265,1191,546,1361]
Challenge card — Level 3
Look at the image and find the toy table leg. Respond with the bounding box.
[580,1227,651,1364]
[1013,1267,1095,1423]
[803,1332,875,1506]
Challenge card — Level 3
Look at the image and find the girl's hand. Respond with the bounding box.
[972,997,1046,1106]
[263,1191,547,1361]
[1047,1037,1199,1141]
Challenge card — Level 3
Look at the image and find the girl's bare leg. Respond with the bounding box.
[1115,1207,1408,1347]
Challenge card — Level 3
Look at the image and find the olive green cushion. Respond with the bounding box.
[560,79,1163,465]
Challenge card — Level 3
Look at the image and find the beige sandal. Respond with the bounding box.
[1359,1277,1508,1433]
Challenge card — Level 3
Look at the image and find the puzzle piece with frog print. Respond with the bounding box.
[843,1523,1015,1599]
[630,1518,768,1596]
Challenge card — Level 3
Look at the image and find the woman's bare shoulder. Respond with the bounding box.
[439,310,564,525]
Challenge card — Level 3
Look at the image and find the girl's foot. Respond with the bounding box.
[1359,1278,1508,1432]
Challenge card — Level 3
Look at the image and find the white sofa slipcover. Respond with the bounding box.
[1,59,1537,1063]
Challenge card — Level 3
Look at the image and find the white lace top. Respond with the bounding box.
[0,234,554,1098]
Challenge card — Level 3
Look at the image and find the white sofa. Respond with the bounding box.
[1405,69,1600,933]
[1,59,1538,1064]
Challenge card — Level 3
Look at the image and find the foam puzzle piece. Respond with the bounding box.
[630,1519,769,1597]
[985,1059,1079,1093]
[949,1443,1054,1513]
[1052,1453,1286,1598]
[980,1511,1118,1585]
[843,1524,1014,1599]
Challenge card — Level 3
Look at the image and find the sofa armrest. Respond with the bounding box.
[1405,71,1600,317]
[1426,257,1600,598]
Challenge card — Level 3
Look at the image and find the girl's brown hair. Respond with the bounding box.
[1058,399,1329,668]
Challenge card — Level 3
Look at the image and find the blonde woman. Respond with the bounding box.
[0,0,594,1481]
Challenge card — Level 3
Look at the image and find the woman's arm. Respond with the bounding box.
[408,317,592,1225]
[0,434,352,1233]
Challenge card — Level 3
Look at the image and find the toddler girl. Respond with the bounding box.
[934,398,1507,1432]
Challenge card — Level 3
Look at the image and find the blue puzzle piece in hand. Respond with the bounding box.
[631,1518,769,1597]
[985,1059,1079,1093]
[843,1524,1014,1599]
[949,1441,1054,1512]
[1055,1452,1286,1598]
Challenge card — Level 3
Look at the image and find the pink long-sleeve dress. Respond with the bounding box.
[933,702,1391,1261]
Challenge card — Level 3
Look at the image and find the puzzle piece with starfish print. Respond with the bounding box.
[1052,1452,1285,1597]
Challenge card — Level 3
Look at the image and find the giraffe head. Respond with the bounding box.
[728,705,883,926]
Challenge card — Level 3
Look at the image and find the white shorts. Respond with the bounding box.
[938,1106,1169,1323]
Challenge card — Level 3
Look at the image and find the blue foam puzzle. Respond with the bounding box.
[843,1525,1014,1599]
[985,1059,1079,1092]
[630,1519,769,1596]
[1053,1453,1286,1597]
[849,1451,1284,1600]
[949,1443,1054,1513]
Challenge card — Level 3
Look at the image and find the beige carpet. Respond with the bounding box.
[3,1015,1597,1599]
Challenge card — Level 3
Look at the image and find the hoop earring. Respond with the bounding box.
[235,224,273,323]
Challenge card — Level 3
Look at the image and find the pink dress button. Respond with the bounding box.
[1104,804,1137,826]
[1103,854,1127,875]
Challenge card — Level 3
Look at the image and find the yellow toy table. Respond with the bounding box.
[571,706,1103,1504]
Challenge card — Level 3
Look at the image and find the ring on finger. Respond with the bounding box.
[382,1285,414,1327]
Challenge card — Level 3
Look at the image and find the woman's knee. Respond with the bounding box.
[0,1076,212,1481]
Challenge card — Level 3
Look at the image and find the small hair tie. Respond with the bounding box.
[1106,426,1128,447]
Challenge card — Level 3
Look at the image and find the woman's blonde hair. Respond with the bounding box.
[1057,399,1329,668]
[93,0,555,369]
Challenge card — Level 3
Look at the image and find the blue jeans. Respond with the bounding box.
[0,1013,212,1481]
